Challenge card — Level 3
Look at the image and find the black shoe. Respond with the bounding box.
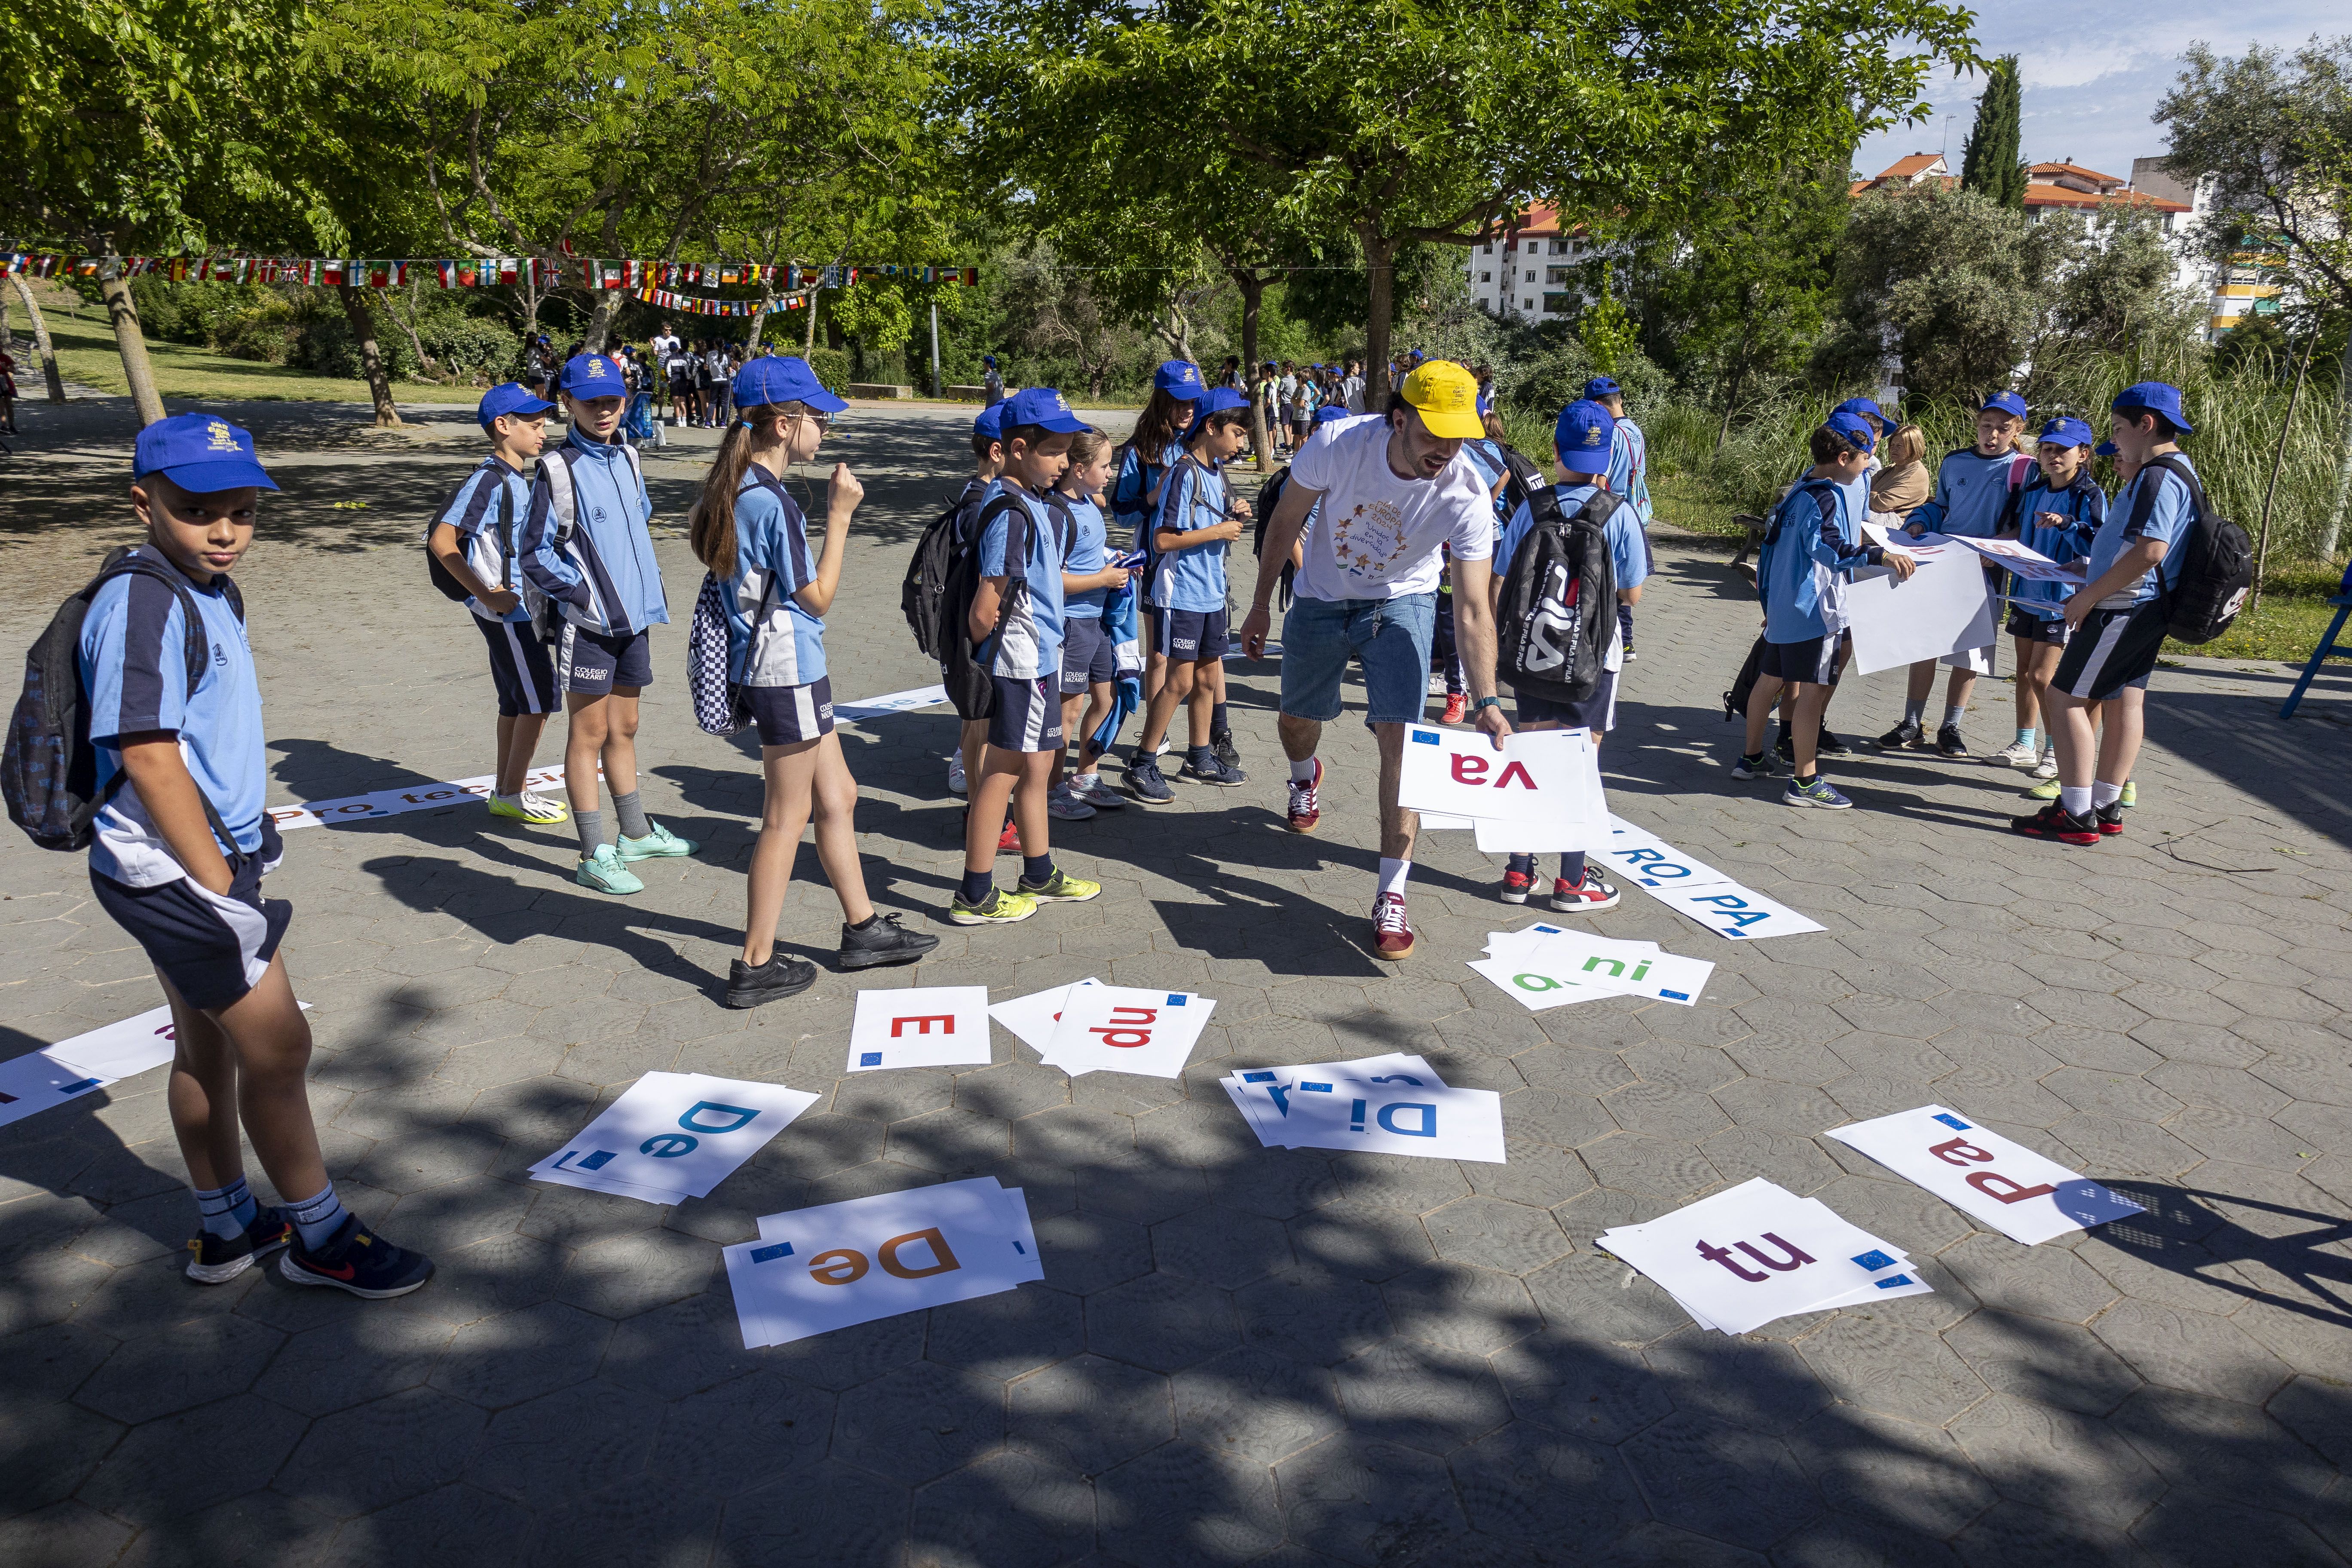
[1936,723,1969,759]
[725,951,818,1008]
[1876,719,1924,750]
[1814,727,1850,756]
[279,1214,435,1299]
[186,1208,291,1285]
[1774,729,1795,762]
[1211,730,1243,770]
[838,913,940,971]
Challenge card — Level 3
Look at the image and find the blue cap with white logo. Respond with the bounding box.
[1315,404,1351,425]
[1155,361,1205,399]
[2038,416,2094,449]
[1001,386,1086,435]
[1583,376,1622,400]
[1833,396,1893,434]
[1825,411,1879,453]
[1554,399,1615,470]
[974,402,1007,440]
[1981,389,2029,421]
[478,381,554,431]
[560,352,626,394]
[2111,380,2193,435]
[734,355,848,413]
[133,413,278,493]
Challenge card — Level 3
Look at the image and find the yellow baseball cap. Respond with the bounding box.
[1399,360,1484,439]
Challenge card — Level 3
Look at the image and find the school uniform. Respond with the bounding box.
[521,427,667,695]
[2054,456,2198,701]
[2001,472,2104,645]
[723,469,834,744]
[435,454,557,717]
[1150,454,1236,662]
[1908,446,2036,671]
[1059,490,1117,695]
[1755,478,1887,686]
[79,548,289,1011]
[975,478,1068,753]
[1495,482,1650,732]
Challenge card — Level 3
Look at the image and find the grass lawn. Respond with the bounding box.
[14,281,479,407]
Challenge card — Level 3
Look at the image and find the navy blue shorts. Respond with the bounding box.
[748,676,834,746]
[988,674,1063,753]
[1514,668,1618,734]
[1060,615,1115,695]
[1761,634,1840,686]
[477,614,560,717]
[1156,607,1230,663]
[90,825,291,1012]
[2006,607,2069,646]
[556,624,654,696]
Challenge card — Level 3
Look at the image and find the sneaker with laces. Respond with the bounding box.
[1426,673,1447,697]
[1775,729,1795,763]
[279,1214,435,1299]
[1181,752,1246,788]
[2119,780,2137,808]
[1072,774,1127,810]
[839,913,941,970]
[487,793,570,825]
[1212,731,1243,770]
[1370,891,1415,960]
[1550,868,1622,913]
[1286,760,1323,833]
[618,820,698,860]
[1500,868,1536,904]
[724,951,818,1008]
[1935,723,1970,759]
[1439,693,1469,726]
[1128,755,1175,804]
[1730,750,1782,781]
[1813,727,1848,755]
[2030,752,2060,781]
[2024,775,2062,800]
[2011,803,2100,845]
[950,886,1038,925]
[1621,645,1638,662]
[1876,718,1925,750]
[1018,867,1102,903]
[2096,803,2125,837]
[576,844,645,895]
[186,1209,291,1284]
[1047,783,1098,821]
[1782,775,1853,809]
[1990,739,2040,768]
[946,752,968,796]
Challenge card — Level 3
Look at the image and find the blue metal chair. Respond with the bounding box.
[2279,560,2352,720]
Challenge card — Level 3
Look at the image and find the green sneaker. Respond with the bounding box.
[949,887,1038,926]
[2119,780,2137,808]
[576,844,644,895]
[2024,776,2061,801]
[618,820,698,860]
[1017,868,1102,903]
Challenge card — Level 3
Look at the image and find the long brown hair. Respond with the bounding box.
[689,401,805,580]
[1131,387,1197,457]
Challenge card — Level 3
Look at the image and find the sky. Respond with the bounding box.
[1850,1,2340,184]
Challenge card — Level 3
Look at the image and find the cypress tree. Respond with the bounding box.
[1960,57,2027,208]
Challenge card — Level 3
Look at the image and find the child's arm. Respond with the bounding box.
[428,524,520,616]
[969,577,1008,644]
[517,471,589,606]
[1152,469,1242,552]
[795,464,863,616]
[118,736,236,894]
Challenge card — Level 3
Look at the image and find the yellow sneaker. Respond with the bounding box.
[1017,868,1102,903]
[488,792,570,825]
[949,887,1038,925]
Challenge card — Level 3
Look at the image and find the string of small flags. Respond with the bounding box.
[0,254,981,291]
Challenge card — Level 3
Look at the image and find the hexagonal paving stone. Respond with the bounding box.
[1942,1308,2142,1418]
[1795,1315,1988,1427]
[1274,1433,1470,1566]
[1937,1234,2122,1325]
[1008,1353,1173,1474]
[1171,1345,1341,1465]
[1093,1440,1283,1568]
[1150,1204,1294,1289]
[1422,1195,1571,1276]
[1084,1271,1240,1373]
[1330,1338,1511,1455]
[72,1312,284,1425]
[1490,1328,1672,1444]
[1620,1409,1821,1551]
[830,1360,1004,1485]
[1233,1267,1394,1369]
[908,1448,1096,1568]
[278,1386,491,1518]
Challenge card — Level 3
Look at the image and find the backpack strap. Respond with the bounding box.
[1042,494,1076,557]
[89,554,243,858]
[539,447,579,547]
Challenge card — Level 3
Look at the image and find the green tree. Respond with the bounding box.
[1960,55,2027,208]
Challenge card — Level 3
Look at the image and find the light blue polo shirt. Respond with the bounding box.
[1061,493,1110,620]
[724,471,828,687]
[977,478,1067,679]
[435,455,534,623]
[2089,455,2198,606]
[1151,457,1231,612]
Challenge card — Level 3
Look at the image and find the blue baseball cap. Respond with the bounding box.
[1154,360,1205,400]
[1314,404,1351,425]
[1001,386,1086,435]
[734,355,848,413]
[133,413,278,493]
[1187,388,1250,432]
[560,352,626,395]
[1583,376,1622,400]
[1825,411,1879,453]
[1833,396,1894,434]
[2037,416,2095,449]
[2111,380,2193,435]
[2094,439,2119,457]
[983,355,998,368]
[973,402,1006,440]
[1980,390,2029,421]
[1554,399,1615,470]
[478,382,554,431]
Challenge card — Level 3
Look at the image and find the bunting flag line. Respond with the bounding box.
[0,251,979,291]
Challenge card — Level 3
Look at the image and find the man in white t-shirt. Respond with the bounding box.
[1239,360,1510,962]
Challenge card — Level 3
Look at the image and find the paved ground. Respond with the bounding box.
[2,395,2349,1568]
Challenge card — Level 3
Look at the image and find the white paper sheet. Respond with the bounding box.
[532,1072,819,1204]
[1645,882,1827,940]
[848,987,993,1072]
[1823,1105,2146,1245]
[1843,542,1998,675]
[0,1050,113,1130]
[988,979,1102,1056]
[1040,986,1213,1078]
[1594,818,1738,891]
[36,1005,180,1080]
[1468,930,1714,1007]
[1274,1079,1507,1162]
[1396,725,1589,826]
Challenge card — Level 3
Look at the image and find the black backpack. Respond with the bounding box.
[905,494,1029,721]
[1494,467,1620,705]
[426,467,516,603]
[2143,456,2253,644]
[901,490,971,661]
[4,548,237,851]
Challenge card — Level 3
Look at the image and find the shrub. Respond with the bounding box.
[805,346,850,393]
[415,314,521,383]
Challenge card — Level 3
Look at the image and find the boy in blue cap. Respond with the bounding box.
[1877,389,2035,757]
[82,415,434,1296]
[1741,413,1915,807]
[2015,382,2197,845]
[522,352,698,894]
[1990,416,2104,774]
[947,400,1009,811]
[1489,399,1650,909]
[1129,388,1253,801]
[428,381,569,827]
[956,386,1106,923]
[1586,377,1654,659]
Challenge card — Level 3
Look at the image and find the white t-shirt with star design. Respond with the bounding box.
[1287,415,1494,602]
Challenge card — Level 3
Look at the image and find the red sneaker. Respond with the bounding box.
[1500,868,1536,905]
[1371,891,1416,961]
[1286,759,1323,834]
[1550,868,1623,913]
[2097,804,2125,837]
[1440,692,1469,726]
[997,817,1022,853]
[2011,803,2100,845]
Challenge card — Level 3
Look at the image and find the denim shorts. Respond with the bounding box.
[1279,592,1438,727]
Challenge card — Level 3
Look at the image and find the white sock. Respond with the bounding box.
[2092,780,2123,809]
[1942,704,1967,729]
[2060,785,2092,816]
[1377,857,1411,897]
[1290,756,1319,784]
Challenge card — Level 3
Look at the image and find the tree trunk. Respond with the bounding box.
[746,288,771,355]
[380,284,437,381]
[2323,333,2352,562]
[336,283,403,427]
[8,275,67,402]
[1361,228,1397,406]
[1237,272,1270,470]
[804,288,822,353]
[98,268,165,427]
[582,288,622,355]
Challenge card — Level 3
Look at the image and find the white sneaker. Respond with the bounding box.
[2030,751,2060,781]
[1989,739,2040,769]
[1047,784,1097,821]
[1426,673,1447,697]
[946,752,967,795]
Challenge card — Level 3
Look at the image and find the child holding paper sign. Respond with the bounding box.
[1991,417,2104,778]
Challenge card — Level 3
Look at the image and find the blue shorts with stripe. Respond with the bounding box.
[987,675,1063,754]
[476,615,560,716]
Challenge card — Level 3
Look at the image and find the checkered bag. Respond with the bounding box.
[686,572,751,735]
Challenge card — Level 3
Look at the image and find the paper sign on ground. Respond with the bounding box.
[533,1072,819,1204]
[37,1004,181,1080]
[1221,1054,1442,1146]
[1276,1079,1507,1163]
[1843,542,1998,676]
[1596,1178,1929,1335]
[988,979,1102,1056]
[1473,929,1660,1011]
[1040,986,1213,1078]
[1595,818,1738,891]
[1645,881,1827,940]
[848,987,992,1072]
[728,1177,1040,1348]
[1824,1104,2145,1245]
[1397,725,1586,826]
[0,1050,112,1130]
[1470,933,1714,1010]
